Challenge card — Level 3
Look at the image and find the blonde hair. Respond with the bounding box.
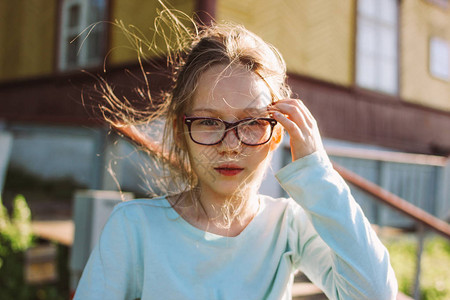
[94,5,291,228]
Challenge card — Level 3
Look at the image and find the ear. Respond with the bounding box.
[269,125,283,151]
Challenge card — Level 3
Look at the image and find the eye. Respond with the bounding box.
[245,119,265,126]
[198,119,220,126]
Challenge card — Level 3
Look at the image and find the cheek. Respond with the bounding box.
[186,141,213,169]
[247,144,272,167]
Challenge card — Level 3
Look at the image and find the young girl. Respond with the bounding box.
[74,17,397,300]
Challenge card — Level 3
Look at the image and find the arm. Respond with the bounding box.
[73,205,142,300]
[270,99,397,299]
[276,151,397,300]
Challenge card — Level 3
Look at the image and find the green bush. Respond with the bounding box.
[420,237,450,299]
[0,194,35,299]
[383,233,450,300]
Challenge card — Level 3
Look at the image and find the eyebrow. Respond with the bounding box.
[190,108,220,114]
[190,107,268,115]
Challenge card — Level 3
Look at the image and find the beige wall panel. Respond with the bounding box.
[0,1,23,81]
[0,0,56,81]
[0,1,6,71]
[401,0,450,111]
[109,0,195,65]
[216,0,355,87]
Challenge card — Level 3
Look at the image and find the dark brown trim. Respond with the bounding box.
[0,61,170,127]
[195,0,217,25]
[2,65,449,119]
[0,66,104,88]
[1,63,449,155]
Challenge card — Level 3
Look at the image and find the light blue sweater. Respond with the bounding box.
[74,151,397,299]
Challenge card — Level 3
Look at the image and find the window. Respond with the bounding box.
[59,0,107,71]
[429,37,449,81]
[356,0,399,95]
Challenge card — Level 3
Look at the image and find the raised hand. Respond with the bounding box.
[268,99,324,161]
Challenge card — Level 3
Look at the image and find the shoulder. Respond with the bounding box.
[109,196,172,223]
[114,195,170,210]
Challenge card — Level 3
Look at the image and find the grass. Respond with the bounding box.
[382,233,450,300]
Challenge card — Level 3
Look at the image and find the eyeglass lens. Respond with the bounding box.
[189,118,273,145]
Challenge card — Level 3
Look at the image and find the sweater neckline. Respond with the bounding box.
[161,195,264,245]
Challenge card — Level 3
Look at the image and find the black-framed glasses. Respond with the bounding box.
[183,116,277,146]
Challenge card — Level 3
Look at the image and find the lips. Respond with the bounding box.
[214,164,244,176]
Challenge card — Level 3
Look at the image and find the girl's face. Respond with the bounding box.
[183,64,279,198]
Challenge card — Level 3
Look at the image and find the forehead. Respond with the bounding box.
[191,64,272,114]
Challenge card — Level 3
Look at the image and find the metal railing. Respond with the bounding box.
[332,163,450,299]
[333,162,450,239]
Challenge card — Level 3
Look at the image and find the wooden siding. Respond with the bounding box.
[288,73,450,155]
[109,0,195,65]
[216,0,355,87]
[0,0,57,81]
[0,63,170,126]
[400,0,450,111]
[1,64,449,156]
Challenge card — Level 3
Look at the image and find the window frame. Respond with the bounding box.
[354,0,401,96]
[57,0,108,71]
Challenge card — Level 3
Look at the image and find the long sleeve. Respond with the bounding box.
[73,206,143,300]
[275,151,398,300]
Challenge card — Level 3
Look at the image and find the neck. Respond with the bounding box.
[168,187,260,237]
[199,186,259,221]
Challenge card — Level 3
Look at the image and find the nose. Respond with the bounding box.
[220,128,241,149]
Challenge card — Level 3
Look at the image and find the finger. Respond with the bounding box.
[274,99,317,128]
[269,101,311,129]
[271,111,304,140]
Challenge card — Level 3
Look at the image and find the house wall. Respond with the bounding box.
[0,0,57,81]
[216,0,355,87]
[1,0,448,113]
[108,0,196,65]
[401,0,450,111]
